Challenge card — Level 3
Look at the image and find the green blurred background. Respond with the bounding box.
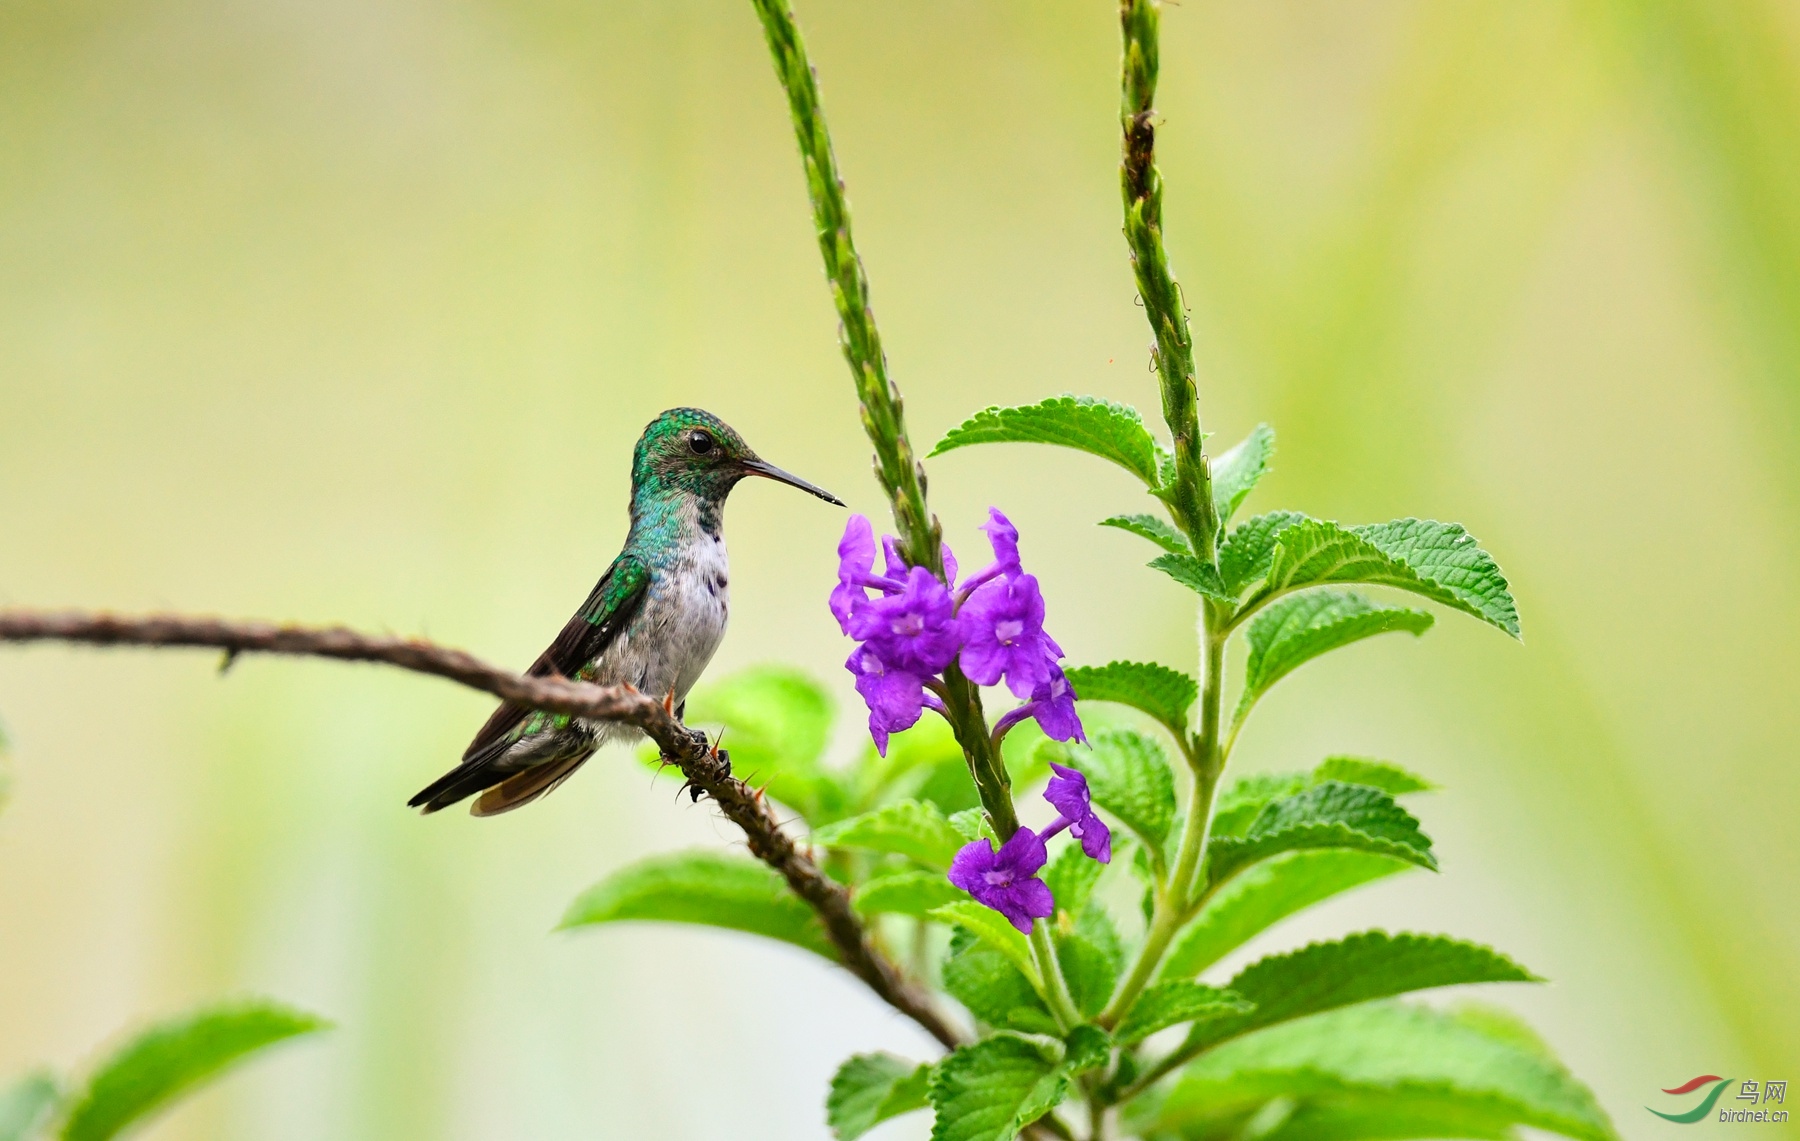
[2,1,1795,1137]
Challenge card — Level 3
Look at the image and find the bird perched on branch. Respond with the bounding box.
[410,408,842,816]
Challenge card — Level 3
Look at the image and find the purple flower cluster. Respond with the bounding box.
[832,509,1084,755]
[948,764,1111,932]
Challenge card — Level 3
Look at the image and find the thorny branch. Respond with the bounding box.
[0,608,961,1050]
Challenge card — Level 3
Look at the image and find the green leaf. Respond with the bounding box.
[1210,424,1274,524]
[59,1002,327,1141]
[1154,1001,1617,1141]
[683,665,846,822]
[1056,907,1124,1019]
[1314,756,1434,795]
[1208,772,1310,838]
[0,1072,58,1141]
[811,800,968,871]
[1162,850,1416,980]
[929,395,1163,486]
[853,872,964,917]
[1354,519,1521,639]
[929,902,1043,994]
[942,932,1058,1035]
[948,808,993,843]
[1236,591,1433,721]
[1147,553,1233,601]
[1181,931,1540,1054]
[1063,661,1197,733]
[1064,1025,1112,1077]
[1205,782,1437,892]
[1115,981,1253,1045]
[1261,519,1520,638]
[928,1034,1069,1141]
[560,851,836,960]
[1217,511,1309,597]
[827,1054,931,1141]
[1045,731,1177,863]
[1043,842,1105,920]
[1100,513,1190,555]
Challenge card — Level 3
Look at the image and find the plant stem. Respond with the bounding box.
[1029,921,1083,1030]
[748,0,939,572]
[1120,0,1216,558]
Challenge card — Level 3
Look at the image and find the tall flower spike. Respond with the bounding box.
[947,826,1055,933]
[1041,761,1110,862]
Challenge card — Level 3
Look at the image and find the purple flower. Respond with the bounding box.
[847,645,927,756]
[958,572,1059,697]
[948,826,1055,933]
[1041,761,1111,863]
[1028,668,1085,744]
[955,508,1026,600]
[848,565,961,676]
[991,667,1086,747]
[831,515,880,633]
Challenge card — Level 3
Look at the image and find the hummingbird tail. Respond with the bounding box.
[469,753,590,817]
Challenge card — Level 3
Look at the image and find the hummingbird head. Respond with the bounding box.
[630,408,844,510]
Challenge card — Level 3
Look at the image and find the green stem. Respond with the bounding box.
[748,0,1019,841]
[748,0,940,571]
[1029,921,1082,1031]
[1120,0,1216,558]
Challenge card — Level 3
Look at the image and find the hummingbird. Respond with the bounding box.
[409,408,843,817]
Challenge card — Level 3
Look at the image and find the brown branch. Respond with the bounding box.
[0,608,962,1049]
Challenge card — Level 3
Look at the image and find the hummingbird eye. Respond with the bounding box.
[687,429,715,455]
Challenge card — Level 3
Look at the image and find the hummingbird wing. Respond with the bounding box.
[407,554,652,813]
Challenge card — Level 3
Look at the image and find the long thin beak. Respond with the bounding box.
[740,457,845,506]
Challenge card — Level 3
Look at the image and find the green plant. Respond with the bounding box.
[0,1002,326,1141]
[556,2,1617,1138]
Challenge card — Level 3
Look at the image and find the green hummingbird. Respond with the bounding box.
[410,408,843,817]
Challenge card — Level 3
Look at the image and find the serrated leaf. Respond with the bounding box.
[1115,981,1253,1044]
[1182,931,1540,1054]
[1236,591,1433,721]
[1056,908,1124,1019]
[1210,424,1274,524]
[1154,1001,1616,1141]
[1162,850,1415,980]
[1043,842,1105,920]
[684,665,846,823]
[1217,511,1309,597]
[1063,1025,1112,1076]
[827,1054,931,1141]
[943,933,1058,1035]
[853,872,964,917]
[561,851,836,960]
[1063,661,1197,733]
[1147,553,1233,601]
[0,1072,57,1141]
[1208,772,1310,838]
[59,1002,327,1141]
[1354,519,1521,639]
[1205,781,1436,892]
[1045,731,1177,863]
[1261,519,1519,638]
[1100,513,1191,555]
[811,800,968,871]
[929,903,1043,994]
[948,808,992,843]
[1314,756,1434,795]
[929,1034,1069,1141]
[929,395,1163,486]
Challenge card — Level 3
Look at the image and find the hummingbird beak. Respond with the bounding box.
[739,457,846,506]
